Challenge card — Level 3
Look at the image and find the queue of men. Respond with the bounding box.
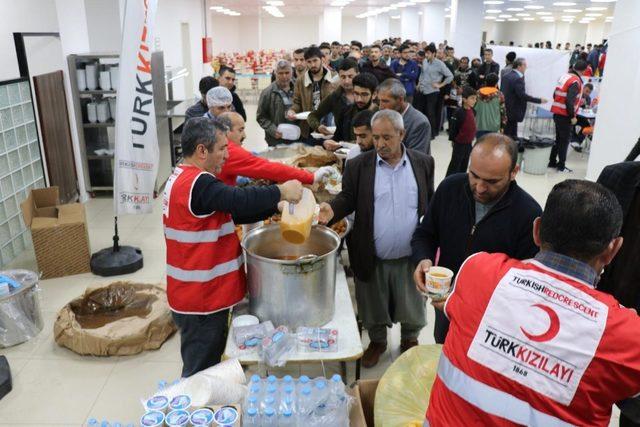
[167,37,640,426]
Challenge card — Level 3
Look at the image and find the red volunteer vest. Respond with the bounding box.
[426,252,640,426]
[550,73,583,117]
[162,164,245,314]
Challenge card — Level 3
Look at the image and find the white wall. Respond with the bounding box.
[487,21,600,47]
[0,0,60,81]
[84,0,121,52]
[156,0,205,100]
[389,19,401,38]
[342,17,366,44]
[261,16,317,50]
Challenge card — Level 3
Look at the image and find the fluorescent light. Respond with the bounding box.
[506,7,524,11]
[263,5,284,17]
[485,15,497,19]
[553,2,576,6]
[266,0,284,5]
[563,9,582,12]
[486,9,502,13]
[561,15,576,18]
[585,12,603,16]
[445,14,451,18]
[524,5,544,9]
[445,7,450,11]
[586,7,607,10]
[536,11,552,15]
[498,14,513,18]
[331,0,350,5]
[495,18,505,21]
[590,0,616,3]
[390,15,401,19]
[483,1,504,4]
[508,18,520,21]
[210,6,223,10]
[516,13,530,16]
[523,17,535,20]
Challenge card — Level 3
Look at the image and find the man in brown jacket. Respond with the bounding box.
[286,46,336,142]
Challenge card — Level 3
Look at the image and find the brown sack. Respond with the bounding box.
[54,282,176,356]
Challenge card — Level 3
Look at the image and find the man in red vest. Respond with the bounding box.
[548,60,588,173]
[163,117,302,377]
[426,180,640,426]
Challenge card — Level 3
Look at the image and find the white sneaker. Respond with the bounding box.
[557,167,573,173]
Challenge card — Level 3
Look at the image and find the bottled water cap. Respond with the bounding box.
[299,375,310,383]
[250,385,260,394]
[284,385,294,394]
[302,386,312,395]
[251,374,261,383]
[88,419,98,425]
[265,396,275,405]
[332,374,342,383]
[267,385,277,394]
[267,375,277,384]
[283,409,293,417]
[247,407,258,416]
[316,381,326,390]
[265,407,275,417]
[283,375,293,383]
[284,397,294,405]
[248,396,258,404]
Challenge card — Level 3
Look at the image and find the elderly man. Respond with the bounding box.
[217,66,246,121]
[163,117,302,377]
[412,134,542,343]
[185,76,218,121]
[204,86,233,119]
[286,46,336,142]
[415,43,453,140]
[425,180,640,426]
[217,112,331,186]
[318,110,435,368]
[381,44,393,66]
[257,60,297,146]
[378,78,432,155]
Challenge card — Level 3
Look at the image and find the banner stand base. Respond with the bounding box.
[90,245,144,277]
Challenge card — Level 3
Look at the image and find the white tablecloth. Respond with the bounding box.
[223,267,363,364]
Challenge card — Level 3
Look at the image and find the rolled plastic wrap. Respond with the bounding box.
[0,270,42,348]
[374,344,442,427]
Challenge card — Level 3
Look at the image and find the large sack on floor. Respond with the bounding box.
[374,344,442,427]
[54,282,176,356]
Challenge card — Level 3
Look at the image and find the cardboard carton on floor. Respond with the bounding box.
[20,186,91,279]
[350,379,379,426]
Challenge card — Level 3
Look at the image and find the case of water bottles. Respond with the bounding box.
[243,373,352,426]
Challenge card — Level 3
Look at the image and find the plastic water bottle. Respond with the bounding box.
[250,374,261,385]
[267,375,277,386]
[330,374,345,402]
[249,384,262,401]
[282,375,294,387]
[245,395,259,412]
[261,395,276,413]
[280,395,295,415]
[100,421,110,427]
[298,385,313,419]
[87,418,98,427]
[266,383,279,401]
[331,374,348,425]
[314,380,329,415]
[263,407,277,426]
[282,384,296,399]
[244,407,259,426]
[280,408,296,426]
[297,375,311,394]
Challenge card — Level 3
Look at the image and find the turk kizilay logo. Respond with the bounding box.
[467,267,607,404]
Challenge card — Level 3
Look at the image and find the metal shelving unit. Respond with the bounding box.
[67,52,173,195]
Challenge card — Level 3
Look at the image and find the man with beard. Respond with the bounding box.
[345,109,376,161]
[321,72,379,152]
[391,43,420,104]
[286,46,336,142]
[454,57,476,91]
[329,41,344,70]
[360,44,396,83]
[292,48,307,81]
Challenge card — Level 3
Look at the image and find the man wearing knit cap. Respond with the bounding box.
[204,86,233,119]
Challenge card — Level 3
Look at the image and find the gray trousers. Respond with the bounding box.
[354,257,426,344]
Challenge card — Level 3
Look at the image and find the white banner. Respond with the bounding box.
[491,45,570,111]
[114,0,159,215]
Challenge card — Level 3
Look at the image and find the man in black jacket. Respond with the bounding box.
[319,109,435,368]
[218,66,247,121]
[501,58,548,140]
[411,134,541,343]
[360,44,397,85]
[476,48,500,88]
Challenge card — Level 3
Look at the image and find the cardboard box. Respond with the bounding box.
[20,187,91,279]
[353,379,379,426]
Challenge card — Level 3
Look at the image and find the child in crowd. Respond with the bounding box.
[474,73,506,139]
[446,86,477,176]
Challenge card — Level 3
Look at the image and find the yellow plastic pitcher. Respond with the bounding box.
[280,188,316,244]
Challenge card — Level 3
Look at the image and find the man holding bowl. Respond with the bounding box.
[411,134,541,344]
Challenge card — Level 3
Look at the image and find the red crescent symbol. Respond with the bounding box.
[520,303,560,342]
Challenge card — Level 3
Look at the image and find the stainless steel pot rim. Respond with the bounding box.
[241,224,341,265]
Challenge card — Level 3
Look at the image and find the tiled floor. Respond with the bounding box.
[0,103,619,426]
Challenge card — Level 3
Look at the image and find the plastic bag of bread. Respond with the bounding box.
[374,344,442,427]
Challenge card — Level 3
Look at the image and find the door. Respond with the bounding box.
[33,71,79,203]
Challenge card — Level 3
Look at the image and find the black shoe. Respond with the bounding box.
[547,162,558,168]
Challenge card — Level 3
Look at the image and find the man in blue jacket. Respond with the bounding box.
[411,133,542,343]
[390,43,420,104]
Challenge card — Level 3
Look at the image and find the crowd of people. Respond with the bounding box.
[167,36,640,426]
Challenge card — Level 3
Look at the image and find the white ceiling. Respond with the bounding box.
[206,0,616,22]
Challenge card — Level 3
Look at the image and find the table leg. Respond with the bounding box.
[355,358,361,381]
[340,361,347,382]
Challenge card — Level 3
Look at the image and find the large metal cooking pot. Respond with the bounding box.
[241,224,340,329]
